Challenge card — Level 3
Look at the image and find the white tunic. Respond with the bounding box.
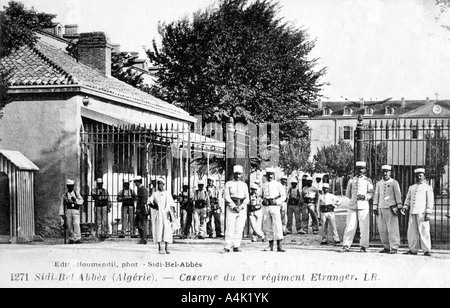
[149,190,174,244]
[404,183,434,215]
[260,181,286,205]
[374,178,402,209]
[346,176,374,210]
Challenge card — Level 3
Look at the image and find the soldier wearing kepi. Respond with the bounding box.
[341,162,374,253]
[60,180,84,244]
[249,183,265,242]
[319,183,341,246]
[91,178,111,238]
[133,176,149,245]
[373,165,402,254]
[261,168,287,252]
[193,181,210,240]
[286,179,302,235]
[300,176,320,235]
[207,178,223,238]
[222,165,250,253]
[117,179,136,237]
[401,168,434,257]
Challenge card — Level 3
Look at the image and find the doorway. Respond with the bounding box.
[0,173,10,236]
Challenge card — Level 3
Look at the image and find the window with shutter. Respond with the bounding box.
[343,126,352,140]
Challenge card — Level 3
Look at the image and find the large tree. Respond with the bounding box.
[147,0,325,134]
[0,1,56,115]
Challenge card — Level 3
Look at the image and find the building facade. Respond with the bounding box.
[0,28,195,237]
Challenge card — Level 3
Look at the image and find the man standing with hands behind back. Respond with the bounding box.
[373,165,402,254]
[401,168,434,257]
[222,165,249,254]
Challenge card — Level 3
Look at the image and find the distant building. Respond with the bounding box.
[304,98,450,160]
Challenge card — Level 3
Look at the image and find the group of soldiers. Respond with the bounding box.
[341,162,434,256]
[60,161,435,256]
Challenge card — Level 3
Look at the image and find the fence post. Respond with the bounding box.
[356,115,365,162]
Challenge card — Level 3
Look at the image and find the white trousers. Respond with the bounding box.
[263,206,284,241]
[408,214,432,253]
[249,210,264,239]
[193,208,207,237]
[224,206,247,249]
[281,202,287,232]
[377,208,400,250]
[343,208,370,248]
[321,212,340,243]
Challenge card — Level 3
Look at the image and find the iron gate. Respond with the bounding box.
[358,118,450,243]
[79,120,229,238]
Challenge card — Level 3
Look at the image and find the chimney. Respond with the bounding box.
[111,44,121,53]
[426,97,430,104]
[401,97,406,109]
[317,99,323,110]
[77,32,112,76]
[63,24,80,40]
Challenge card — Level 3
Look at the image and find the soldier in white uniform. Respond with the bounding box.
[373,165,402,254]
[401,168,434,257]
[341,161,374,253]
[222,165,249,253]
[319,183,341,245]
[261,168,287,252]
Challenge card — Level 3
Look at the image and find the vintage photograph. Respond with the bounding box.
[1,0,450,290]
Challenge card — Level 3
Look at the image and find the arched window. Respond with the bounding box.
[364,106,374,116]
[322,107,332,116]
[343,107,353,116]
[385,106,395,115]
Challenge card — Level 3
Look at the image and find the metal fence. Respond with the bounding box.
[358,118,450,243]
[79,120,254,238]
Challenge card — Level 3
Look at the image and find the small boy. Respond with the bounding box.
[319,183,341,245]
[249,184,265,242]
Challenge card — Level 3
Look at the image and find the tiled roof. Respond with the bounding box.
[0,41,190,118]
[319,100,450,117]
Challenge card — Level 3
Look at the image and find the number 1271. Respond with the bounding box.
[11,273,29,281]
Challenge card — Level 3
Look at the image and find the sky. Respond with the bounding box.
[1,0,450,101]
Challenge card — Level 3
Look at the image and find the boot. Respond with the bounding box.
[264,241,274,252]
[277,240,286,252]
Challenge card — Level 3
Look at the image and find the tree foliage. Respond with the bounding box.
[425,131,449,194]
[147,0,326,132]
[0,1,56,115]
[111,51,149,91]
[279,137,312,176]
[313,141,354,178]
[0,1,55,58]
